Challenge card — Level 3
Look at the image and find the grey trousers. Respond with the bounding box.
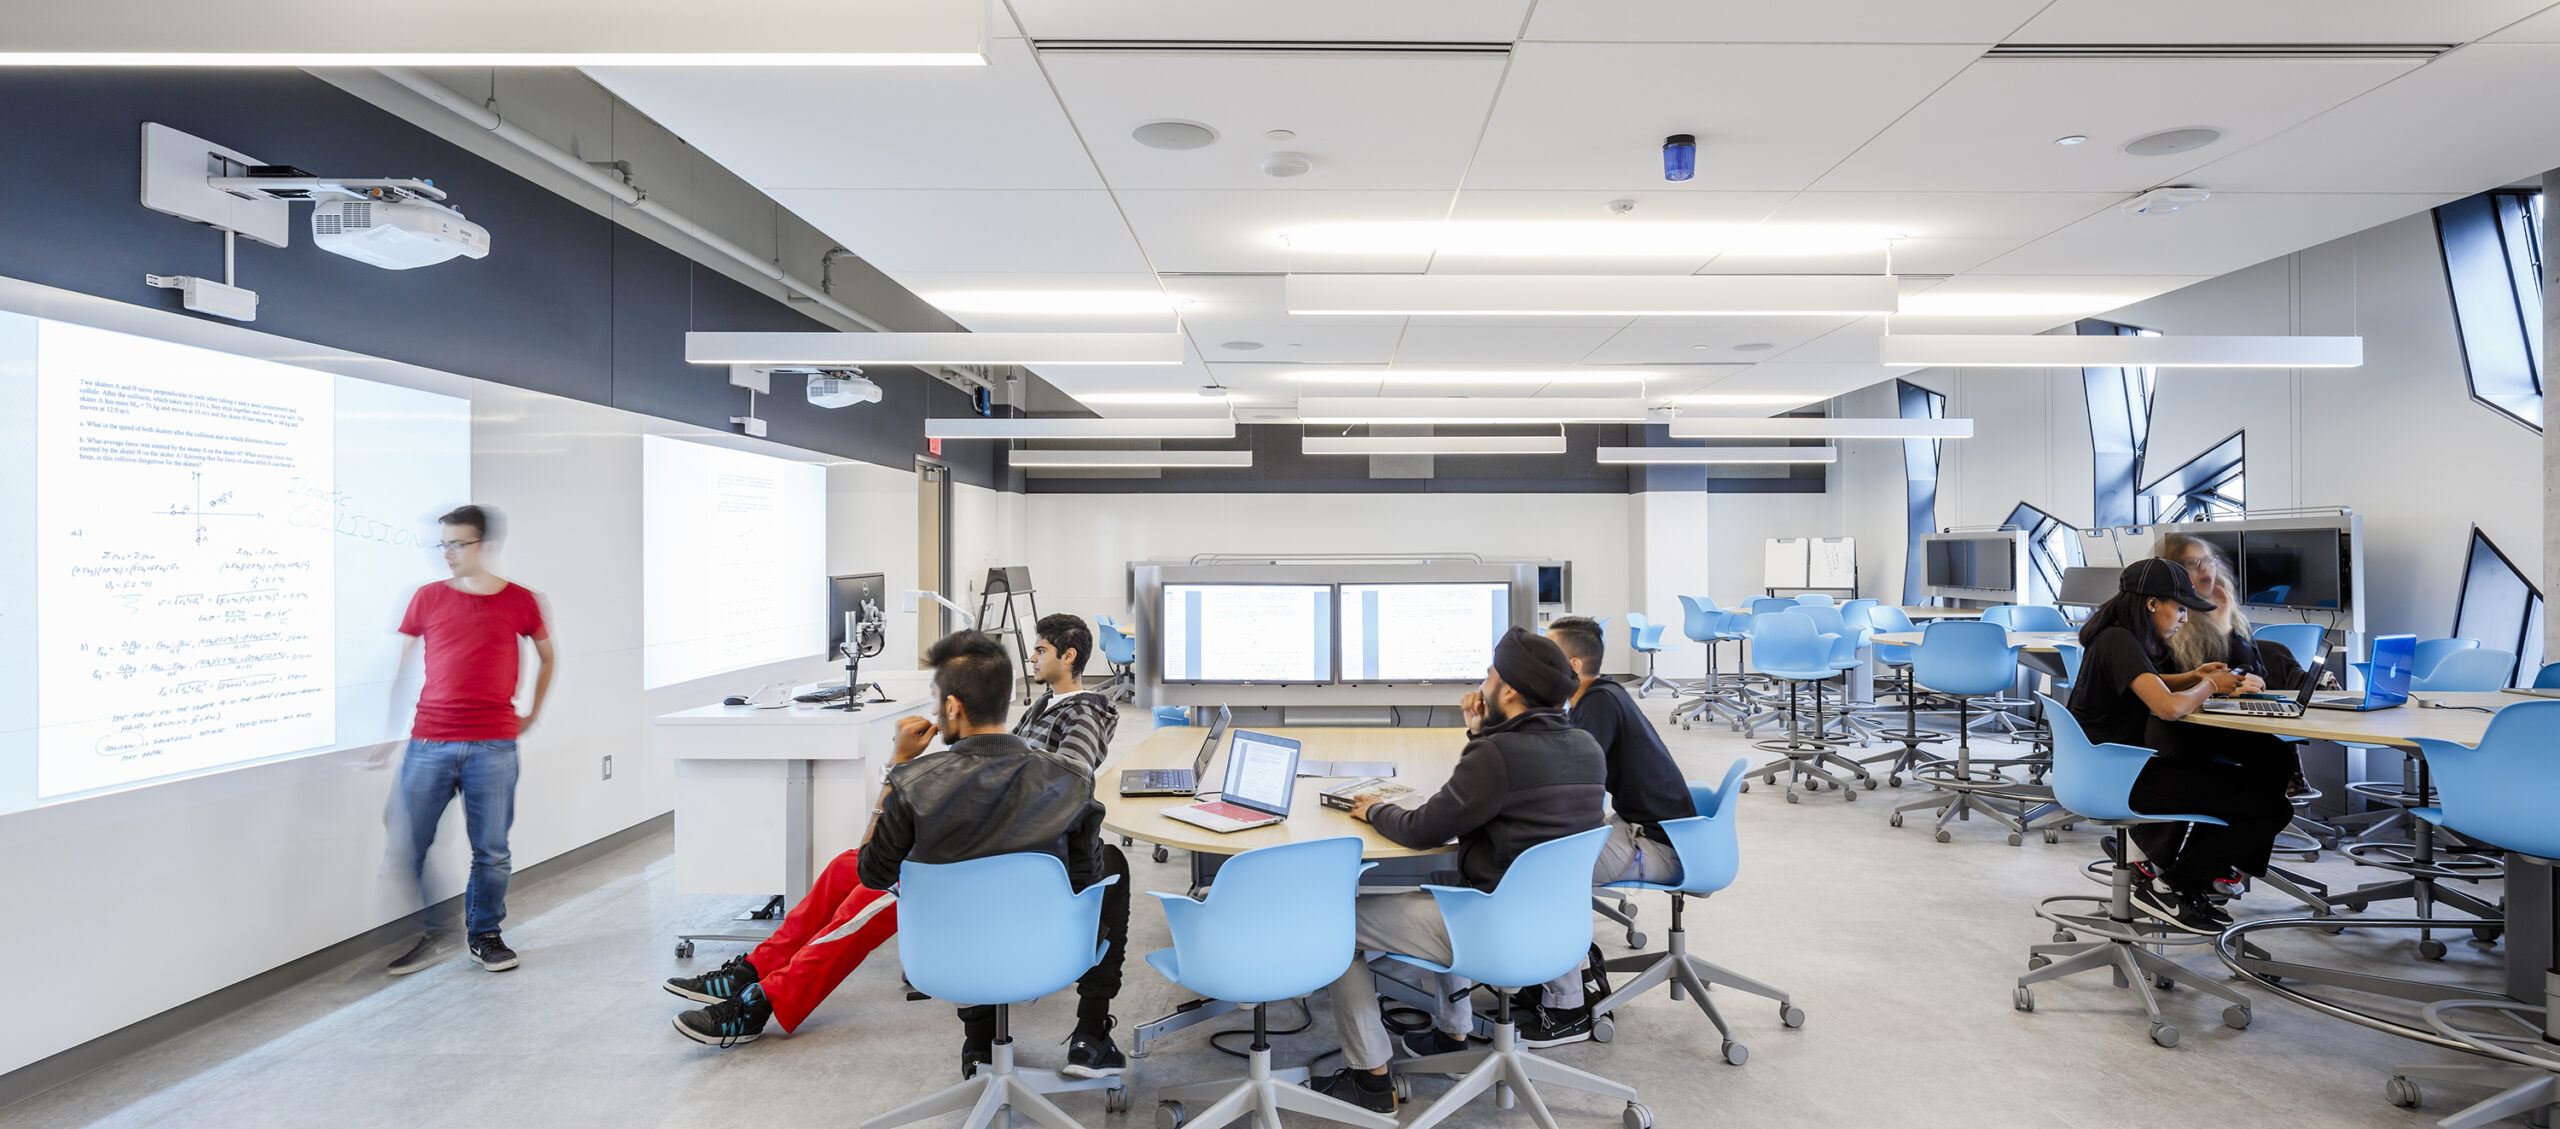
[1543,815,1682,1009]
[1327,891,1474,1071]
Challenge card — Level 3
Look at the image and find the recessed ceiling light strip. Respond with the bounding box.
[686,331,1188,366]
[1303,434,1569,456]
[1005,449,1252,469]
[1286,274,1898,317]
[926,418,1235,440]
[1877,334,2361,369]
[1296,397,1653,424]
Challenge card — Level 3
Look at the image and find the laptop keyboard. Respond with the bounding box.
[1194,802,1265,821]
[2213,699,2300,715]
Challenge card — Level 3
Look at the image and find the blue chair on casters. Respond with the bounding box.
[1892,621,2033,843]
[1383,826,1651,1129]
[862,854,1127,1129]
[1145,838,1395,1129]
[1739,611,1868,803]
[2534,662,2560,689]
[2414,636,2483,680]
[1591,759,1804,1064]
[1626,613,1680,698]
[1154,706,1193,729]
[2250,622,2326,668]
[1095,619,1139,705]
[1857,605,1946,783]
[1669,595,1750,730]
[1982,604,2071,633]
[2386,701,2560,1128]
[2330,647,2517,945]
[2015,697,2253,1048]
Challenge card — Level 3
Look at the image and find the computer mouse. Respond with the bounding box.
[723,695,750,706]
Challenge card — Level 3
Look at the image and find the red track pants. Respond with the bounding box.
[748,848,899,1033]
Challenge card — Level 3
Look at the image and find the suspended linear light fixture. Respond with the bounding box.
[1877,334,2361,368]
[1667,417,1973,439]
[925,418,1235,440]
[686,331,1188,366]
[1286,274,1899,317]
[1303,434,1568,456]
[1295,397,1653,424]
[1595,446,1837,465]
[1005,450,1252,469]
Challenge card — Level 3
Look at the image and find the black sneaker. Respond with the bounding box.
[2213,869,2247,899]
[1309,1069,1398,1115]
[1060,1019,1126,1079]
[961,1039,992,1080]
[2191,891,2236,930]
[467,931,519,972]
[1515,1004,1595,1049]
[665,955,759,1004]
[675,986,772,1048]
[1398,1027,1474,1059]
[385,935,445,976]
[2133,884,2228,936]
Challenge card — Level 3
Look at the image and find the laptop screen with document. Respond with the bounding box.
[1219,731,1301,817]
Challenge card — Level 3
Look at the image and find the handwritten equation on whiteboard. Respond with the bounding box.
[35,320,337,798]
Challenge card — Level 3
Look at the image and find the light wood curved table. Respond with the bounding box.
[1099,725,1466,859]
[2180,690,2510,748]
[1872,629,2076,654]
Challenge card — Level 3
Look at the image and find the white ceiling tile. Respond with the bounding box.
[1465,43,1986,191]
[1523,0,2048,43]
[1430,191,1797,273]
[1186,325,1410,364]
[1581,319,1857,365]
[1162,275,1407,329]
[1005,0,1534,41]
[772,189,1152,273]
[1814,57,2421,192]
[2177,44,2560,193]
[1389,325,1625,364]
[2006,0,2555,44]
[1976,193,2445,275]
[886,272,1178,332]
[585,39,1100,190]
[1691,362,1925,403]
[2485,3,2560,39]
[1039,52,1508,191]
[1768,191,2121,239]
[1115,189,1455,272]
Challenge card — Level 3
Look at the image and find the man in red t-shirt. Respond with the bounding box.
[383,504,556,976]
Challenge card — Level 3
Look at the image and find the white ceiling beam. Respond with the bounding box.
[1595,446,1837,465]
[1667,417,1973,439]
[1005,449,1251,468]
[925,417,1235,440]
[1286,274,1901,317]
[1303,435,1568,456]
[1295,397,1653,424]
[1878,334,2363,368]
[686,331,1187,366]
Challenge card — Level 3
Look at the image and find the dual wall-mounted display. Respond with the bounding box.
[1160,581,1510,684]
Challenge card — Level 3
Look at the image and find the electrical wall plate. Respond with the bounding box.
[139,123,290,247]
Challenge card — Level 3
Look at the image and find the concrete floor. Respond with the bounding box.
[4,691,2525,1129]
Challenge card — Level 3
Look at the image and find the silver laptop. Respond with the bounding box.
[2199,660,2325,719]
[1120,705,1228,797]
[1163,730,1302,833]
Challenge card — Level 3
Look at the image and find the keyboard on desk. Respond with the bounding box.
[2202,698,2302,717]
[1193,802,1265,822]
[793,686,851,703]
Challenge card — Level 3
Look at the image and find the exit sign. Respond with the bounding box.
[928,437,943,457]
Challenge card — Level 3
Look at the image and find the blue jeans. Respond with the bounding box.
[395,739,520,937]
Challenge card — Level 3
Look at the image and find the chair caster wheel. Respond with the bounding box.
[1152,846,1170,864]
[1786,792,1800,804]
[1935,830,1952,843]
[2319,919,2346,935]
[1392,1075,1411,1101]
[1888,775,1903,788]
[2044,830,2061,843]
[2007,832,2023,846]
[2223,1005,2251,1030]
[2053,930,2075,943]
[1157,1100,1186,1129]
[1121,835,1133,848]
[1889,813,1903,828]
[1739,782,1750,793]
[1623,1100,1655,1129]
[2150,1023,2179,1048]
[2027,955,2051,970]
[674,940,695,959]
[1764,775,1776,785]
[2013,987,2034,1012]
[1863,777,1878,789]
[2154,975,2174,991]
[1106,1086,1131,1114]
[2472,924,2503,943]
[2388,1076,2421,1108]
[1592,1015,1615,1043]
[2417,938,2448,961]
[1721,1040,1748,1065]
[1780,1004,1805,1028]
[1626,931,1647,949]
[1843,788,1858,802]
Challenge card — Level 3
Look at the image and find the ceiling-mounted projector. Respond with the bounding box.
[807,369,883,408]
[312,196,490,270]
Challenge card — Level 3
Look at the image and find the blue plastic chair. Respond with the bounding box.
[2016,697,2251,1046]
[1793,603,1864,671]
[1154,706,1193,729]
[2250,622,2326,670]
[1983,605,2071,633]
[1143,839,1394,1129]
[1792,593,1835,606]
[1742,612,1868,801]
[1748,597,1797,616]
[1591,759,1803,1060]
[1838,598,1880,632]
[2413,637,2482,680]
[866,854,1124,1129]
[1627,612,1680,698]
[2413,648,2515,693]
[1096,620,1139,704]
[1672,596,1749,730]
[1894,621,2030,842]
[2535,662,2560,690]
[2051,641,2083,694]
[2400,701,2560,1118]
[1382,828,1647,1128]
[1860,605,1944,766]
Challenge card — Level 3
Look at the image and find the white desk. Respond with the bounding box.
[653,671,934,904]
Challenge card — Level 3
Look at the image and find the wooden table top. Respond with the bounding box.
[1871,629,2077,654]
[1099,726,1466,858]
[2180,690,2520,749]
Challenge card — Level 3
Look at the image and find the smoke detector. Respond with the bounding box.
[2120,186,2211,217]
[1260,151,1314,178]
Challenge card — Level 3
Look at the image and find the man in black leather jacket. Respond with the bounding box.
[859,631,1132,1079]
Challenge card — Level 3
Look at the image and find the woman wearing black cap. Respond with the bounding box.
[2067,558,2297,934]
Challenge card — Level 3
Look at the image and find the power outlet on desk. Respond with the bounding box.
[601,754,614,781]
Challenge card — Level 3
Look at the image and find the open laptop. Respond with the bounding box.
[2308,633,2414,712]
[2199,659,2326,718]
[1120,705,1228,797]
[1162,730,1302,833]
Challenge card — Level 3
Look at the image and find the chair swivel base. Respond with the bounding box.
[2018,859,2253,1048]
[1158,1044,1396,1129]
[2393,980,2560,1129]
[1893,773,2031,845]
[1392,1012,1652,1129]
[1744,739,1873,803]
[861,1037,1128,1129]
[1593,919,1802,1065]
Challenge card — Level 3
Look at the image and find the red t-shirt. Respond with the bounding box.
[400,580,547,741]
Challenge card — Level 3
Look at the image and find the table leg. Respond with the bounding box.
[2510,854,2553,1004]
[786,758,812,904]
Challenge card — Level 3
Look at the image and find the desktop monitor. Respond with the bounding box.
[828,572,887,657]
[1159,583,1335,683]
[1926,538,2015,590]
[2056,566,2119,608]
[1338,582,1512,682]
[2241,529,2346,609]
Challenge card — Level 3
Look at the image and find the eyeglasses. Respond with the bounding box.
[434,539,484,552]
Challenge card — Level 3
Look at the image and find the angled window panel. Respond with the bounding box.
[2137,431,2247,525]
[2079,319,2157,528]
[2435,190,2545,431]
[2452,526,2544,688]
[2002,502,2081,607]
[1897,380,1946,604]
